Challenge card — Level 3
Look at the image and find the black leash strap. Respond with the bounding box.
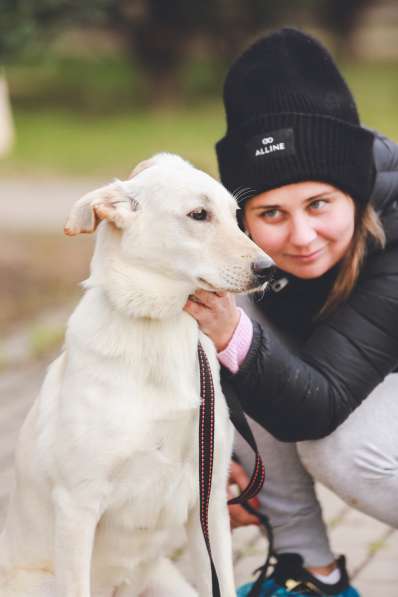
[226,388,265,505]
[198,342,221,597]
[197,342,266,597]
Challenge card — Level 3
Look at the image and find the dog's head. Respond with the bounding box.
[65,153,273,317]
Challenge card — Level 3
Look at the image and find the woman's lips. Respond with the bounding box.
[286,247,326,262]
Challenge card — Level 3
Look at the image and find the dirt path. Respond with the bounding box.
[1,177,95,332]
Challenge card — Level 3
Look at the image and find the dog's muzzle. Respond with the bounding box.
[251,256,275,284]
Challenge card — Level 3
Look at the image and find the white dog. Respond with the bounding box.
[0,154,272,597]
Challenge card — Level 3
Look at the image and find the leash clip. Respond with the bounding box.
[271,277,288,292]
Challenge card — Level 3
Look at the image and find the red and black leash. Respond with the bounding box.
[197,342,268,597]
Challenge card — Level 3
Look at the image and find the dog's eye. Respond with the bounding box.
[188,208,209,221]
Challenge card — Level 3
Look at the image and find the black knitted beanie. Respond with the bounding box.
[216,28,375,207]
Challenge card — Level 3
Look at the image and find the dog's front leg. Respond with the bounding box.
[53,487,100,597]
[187,495,235,597]
[207,487,236,597]
[186,504,213,597]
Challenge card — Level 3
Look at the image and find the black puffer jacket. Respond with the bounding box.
[221,132,398,442]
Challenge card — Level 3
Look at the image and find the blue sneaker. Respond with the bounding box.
[237,578,278,596]
[236,554,360,597]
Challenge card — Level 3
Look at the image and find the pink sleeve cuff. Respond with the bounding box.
[217,307,253,374]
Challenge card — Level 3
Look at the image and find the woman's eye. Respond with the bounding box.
[188,208,209,221]
[260,208,282,220]
[310,199,328,211]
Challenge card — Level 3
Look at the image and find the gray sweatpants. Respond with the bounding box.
[235,373,398,567]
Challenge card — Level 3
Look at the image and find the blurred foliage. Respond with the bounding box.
[1,1,397,176]
[1,0,377,101]
[0,0,109,61]
[5,53,228,112]
[318,0,373,48]
[6,55,141,112]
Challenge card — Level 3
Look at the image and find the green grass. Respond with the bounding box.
[0,104,225,179]
[1,60,397,178]
[342,62,398,138]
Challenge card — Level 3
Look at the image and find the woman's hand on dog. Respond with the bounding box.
[184,293,260,527]
[184,290,240,352]
[228,461,261,528]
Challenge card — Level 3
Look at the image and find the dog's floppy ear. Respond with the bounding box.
[64,180,139,236]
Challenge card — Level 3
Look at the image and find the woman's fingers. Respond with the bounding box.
[190,289,225,308]
[228,502,261,528]
[186,296,209,309]
[229,460,250,489]
[184,298,210,322]
[229,505,261,528]
[183,290,240,351]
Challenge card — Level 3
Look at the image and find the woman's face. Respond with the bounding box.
[243,181,355,279]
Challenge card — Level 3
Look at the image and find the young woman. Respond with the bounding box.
[185,28,398,597]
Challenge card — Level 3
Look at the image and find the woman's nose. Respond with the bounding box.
[289,217,317,247]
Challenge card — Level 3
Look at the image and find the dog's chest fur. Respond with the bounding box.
[34,290,220,565]
[1,287,231,593]
[103,410,198,522]
[54,289,217,579]
[91,411,199,583]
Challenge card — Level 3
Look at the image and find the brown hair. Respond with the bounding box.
[319,202,385,317]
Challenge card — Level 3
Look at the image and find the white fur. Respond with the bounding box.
[0,153,272,597]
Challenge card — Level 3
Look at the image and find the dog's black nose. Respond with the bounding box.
[251,257,275,282]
